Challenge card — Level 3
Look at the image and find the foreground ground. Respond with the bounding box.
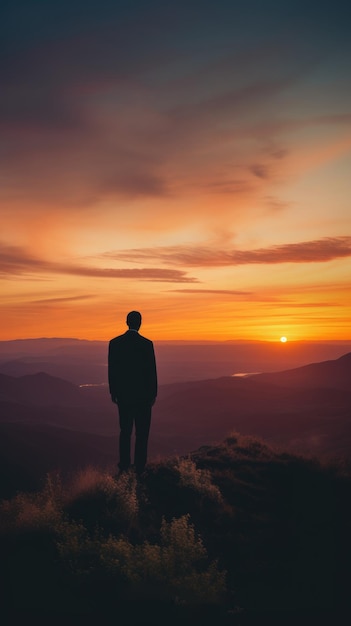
[1,433,350,625]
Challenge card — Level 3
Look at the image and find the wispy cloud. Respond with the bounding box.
[4,8,349,212]
[2,0,350,215]
[0,244,45,274]
[249,164,270,180]
[263,195,292,212]
[62,266,198,283]
[30,295,95,304]
[2,19,350,215]
[263,300,341,308]
[0,243,198,282]
[103,236,351,267]
[168,289,252,295]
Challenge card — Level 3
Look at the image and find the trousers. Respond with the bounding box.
[117,402,152,473]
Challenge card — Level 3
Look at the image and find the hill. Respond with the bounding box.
[0,422,116,499]
[256,352,351,390]
[153,353,351,457]
[1,353,351,499]
[1,434,350,624]
[0,371,87,407]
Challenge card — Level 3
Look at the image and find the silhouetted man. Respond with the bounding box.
[108,311,157,475]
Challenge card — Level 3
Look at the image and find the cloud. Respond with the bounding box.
[0,77,290,208]
[228,237,351,265]
[0,243,198,282]
[61,266,198,283]
[30,295,95,304]
[200,179,253,195]
[1,0,350,223]
[0,4,326,212]
[249,164,270,180]
[263,195,292,212]
[168,289,252,295]
[0,244,45,275]
[103,236,351,267]
[261,300,341,307]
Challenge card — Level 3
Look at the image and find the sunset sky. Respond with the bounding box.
[1,0,351,341]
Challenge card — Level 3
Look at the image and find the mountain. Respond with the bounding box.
[2,337,351,385]
[1,353,351,499]
[0,337,96,357]
[153,374,351,457]
[0,338,108,385]
[256,351,351,390]
[0,357,108,384]
[0,371,87,407]
[152,352,351,455]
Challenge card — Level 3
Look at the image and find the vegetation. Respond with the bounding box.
[1,433,350,624]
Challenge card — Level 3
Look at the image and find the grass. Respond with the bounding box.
[1,433,350,624]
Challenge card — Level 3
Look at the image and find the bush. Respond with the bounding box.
[58,514,226,607]
[0,473,63,532]
[177,458,223,504]
[65,466,139,530]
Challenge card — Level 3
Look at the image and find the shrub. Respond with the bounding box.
[99,514,226,605]
[177,458,223,504]
[0,473,63,531]
[56,514,226,606]
[65,466,139,532]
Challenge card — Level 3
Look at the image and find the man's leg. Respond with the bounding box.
[117,404,134,471]
[134,404,152,474]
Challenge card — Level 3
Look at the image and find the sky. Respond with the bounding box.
[1,0,351,342]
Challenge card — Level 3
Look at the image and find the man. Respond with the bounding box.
[108,311,157,475]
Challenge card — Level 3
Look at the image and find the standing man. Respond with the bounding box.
[108,311,157,475]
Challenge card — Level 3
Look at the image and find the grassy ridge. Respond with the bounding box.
[1,434,350,624]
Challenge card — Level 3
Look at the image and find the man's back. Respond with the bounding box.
[108,330,157,405]
[108,311,157,474]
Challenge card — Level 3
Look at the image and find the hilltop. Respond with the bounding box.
[1,433,350,624]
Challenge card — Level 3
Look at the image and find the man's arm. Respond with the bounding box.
[149,342,158,404]
[108,341,118,403]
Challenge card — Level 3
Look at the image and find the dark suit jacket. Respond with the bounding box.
[108,330,157,405]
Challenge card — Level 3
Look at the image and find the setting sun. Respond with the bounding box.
[280,337,288,343]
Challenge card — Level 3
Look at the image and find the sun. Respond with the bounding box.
[280,336,287,343]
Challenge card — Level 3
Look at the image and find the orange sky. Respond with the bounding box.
[1,1,351,342]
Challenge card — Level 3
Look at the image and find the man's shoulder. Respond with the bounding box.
[109,332,153,347]
[137,333,153,346]
[109,333,127,345]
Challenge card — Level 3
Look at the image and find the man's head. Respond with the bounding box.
[126,310,142,330]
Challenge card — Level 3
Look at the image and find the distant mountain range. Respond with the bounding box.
[1,337,351,384]
[0,339,108,385]
[153,353,351,458]
[257,352,351,390]
[0,371,86,406]
[0,352,350,498]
